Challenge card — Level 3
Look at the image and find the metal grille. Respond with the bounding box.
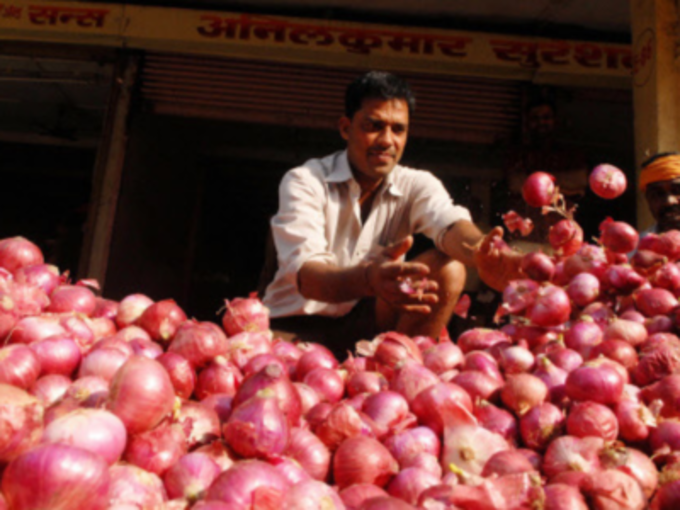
[141,53,522,144]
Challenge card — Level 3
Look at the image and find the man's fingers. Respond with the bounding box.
[381,261,430,279]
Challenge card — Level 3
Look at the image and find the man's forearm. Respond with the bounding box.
[441,220,485,267]
[298,260,373,303]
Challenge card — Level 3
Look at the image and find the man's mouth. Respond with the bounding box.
[368,151,395,163]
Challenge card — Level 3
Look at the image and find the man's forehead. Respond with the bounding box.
[358,98,409,118]
[647,177,680,192]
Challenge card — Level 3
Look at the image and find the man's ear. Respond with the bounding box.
[338,116,351,141]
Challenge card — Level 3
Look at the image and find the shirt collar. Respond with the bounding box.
[325,150,404,197]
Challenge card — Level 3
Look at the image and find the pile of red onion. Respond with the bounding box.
[0,163,679,509]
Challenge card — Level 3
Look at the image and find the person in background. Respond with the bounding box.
[501,94,590,248]
[639,152,680,234]
[262,71,522,358]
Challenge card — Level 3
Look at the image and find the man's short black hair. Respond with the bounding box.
[344,71,415,119]
[642,151,680,168]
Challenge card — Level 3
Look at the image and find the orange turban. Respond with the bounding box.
[640,154,680,191]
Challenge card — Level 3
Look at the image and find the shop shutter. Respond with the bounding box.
[140,52,522,144]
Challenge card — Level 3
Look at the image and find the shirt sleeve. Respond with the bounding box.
[408,171,472,252]
[270,167,336,292]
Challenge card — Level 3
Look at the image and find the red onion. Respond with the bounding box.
[498,345,535,374]
[107,356,176,435]
[222,295,270,335]
[296,347,339,381]
[228,331,273,370]
[242,353,287,378]
[599,218,639,254]
[362,390,412,432]
[129,337,163,359]
[547,348,583,373]
[116,293,154,328]
[402,452,442,478]
[369,331,423,368]
[604,319,648,347]
[137,299,187,342]
[174,400,221,449]
[383,426,440,465]
[646,314,674,334]
[616,398,656,443]
[564,244,608,279]
[519,402,565,451]
[634,288,678,317]
[411,382,474,436]
[233,363,301,427]
[522,171,556,207]
[347,370,388,397]
[29,373,71,406]
[78,345,131,382]
[599,445,658,499]
[543,435,604,478]
[389,360,439,404]
[566,361,624,405]
[387,467,440,505]
[340,484,389,509]
[0,384,44,462]
[42,408,127,464]
[168,321,228,368]
[294,382,321,414]
[0,237,44,273]
[482,449,537,477]
[64,375,109,407]
[271,340,303,378]
[314,401,374,450]
[88,317,117,340]
[501,373,548,416]
[582,469,645,510]
[306,402,332,430]
[92,296,118,320]
[528,285,572,327]
[453,370,502,402]
[501,279,539,316]
[635,347,680,386]
[442,424,509,476]
[456,328,510,353]
[521,251,555,282]
[474,401,518,443]
[650,421,680,452]
[549,219,584,257]
[566,401,618,441]
[14,263,60,294]
[8,315,65,345]
[0,344,40,389]
[591,339,638,370]
[651,479,680,509]
[124,420,188,475]
[282,479,345,509]
[564,320,603,358]
[108,463,168,509]
[195,357,243,399]
[422,341,464,374]
[567,272,601,307]
[286,427,331,481]
[543,483,588,510]
[193,439,237,473]
[360,496,418,510]
[303,367,345,403]
[157,352,196,399]
[224,389,289,458]
[200,393,232,423]
[47,284,97,315]
[163,452,220,501]
[115,324,152,343]
[3,443,109,509]
[533,355,568,405]
[464,351,503,381]
[205,460,291,507]
[333,436,398,489]
[590,163,627,199]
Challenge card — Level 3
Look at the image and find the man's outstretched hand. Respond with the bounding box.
[472,227,524,292]
[365,236,439,314]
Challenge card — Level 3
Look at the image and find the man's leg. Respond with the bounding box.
[375,249,466,340]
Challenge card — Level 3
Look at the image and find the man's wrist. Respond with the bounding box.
[362,261,375,297]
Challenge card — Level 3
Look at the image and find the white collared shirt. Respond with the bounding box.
[262,150,472,318]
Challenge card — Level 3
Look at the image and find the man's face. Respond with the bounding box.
[646,178,680,232]
[339,97,409,187]
[527,104,555,139]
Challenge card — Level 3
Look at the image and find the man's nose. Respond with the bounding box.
[376,128,394,147]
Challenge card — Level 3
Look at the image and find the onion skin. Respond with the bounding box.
[195,357,243,400]
[157,352,196,399]
[566,401,619,441]
[124,421,188,476]
[29,374,71,406]
[543,483,588,510]
[542,435,604,479]
[0,237,44,274]
[340,484,389,509]
[116,293,154,329]
[582,469,645,510]
[48,285,97,315]
[0,384,44,462]
[137,299,188,342]
[519,402,565,451]
[565,363,624,405]
[501,373,548,416]
[0,344,41,389]
[168,321,228,369]
[523,171,556,207]
[387,467,440,506]
[107,356,176,435]
[174,400,221,449]
[333,436,399,489]
[222,295,270,336]
[3,443,110,510]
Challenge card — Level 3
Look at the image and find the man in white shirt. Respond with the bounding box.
[263,71,521,357]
